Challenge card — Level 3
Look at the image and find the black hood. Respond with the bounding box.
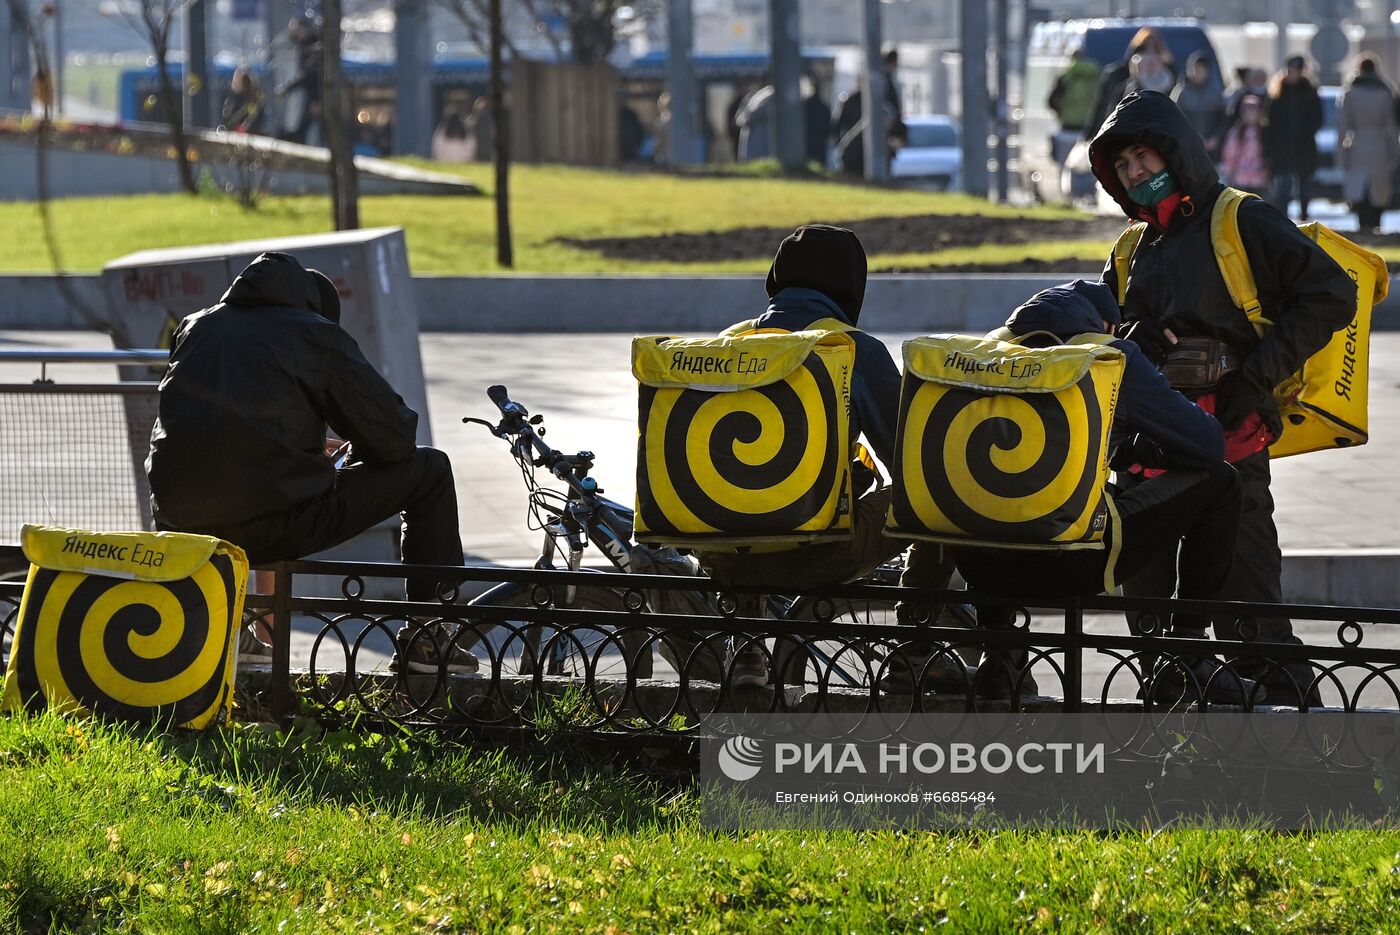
[221,252,327,317]
[1005,280,1117,340]
[765,225,867,324]
[1088,90,1219,221]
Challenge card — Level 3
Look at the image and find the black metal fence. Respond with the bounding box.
[227,559,1400,732]
[5,558,1400,734]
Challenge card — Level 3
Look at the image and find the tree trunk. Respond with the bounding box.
[154,46,198,194]
[490,0,513,267]
[322,0,359,230]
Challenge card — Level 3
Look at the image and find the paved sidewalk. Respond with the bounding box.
[4,329,1399,599]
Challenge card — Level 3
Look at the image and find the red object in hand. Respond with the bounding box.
[1196,392,1274,463]
[1125,393,1273,478]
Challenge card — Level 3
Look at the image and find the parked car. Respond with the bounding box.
[891,115,961,189]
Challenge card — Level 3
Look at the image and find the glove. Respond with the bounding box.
[1116,320,1178,365]
[1214,371,1271,431]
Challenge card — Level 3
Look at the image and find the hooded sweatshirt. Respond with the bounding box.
[147,252,418,529]
[1089,90,1355,435]
[1002,281,1223,470]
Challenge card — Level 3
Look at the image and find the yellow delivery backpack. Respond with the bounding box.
[885,333,1126,556]
[2,525,248,729]
[1111,187,1389,458]
[633,328,856,548]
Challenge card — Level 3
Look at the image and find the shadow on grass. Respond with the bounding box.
[152,709,696,834]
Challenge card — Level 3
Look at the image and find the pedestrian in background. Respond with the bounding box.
[431,106,472,162]
[1264,55,1323,221]
[1173,52,1226,159]
[1338,53,1399,234]
[221,66,265,135]
[1086,27,1176,138]
[1049,47,1102,134]
[1219,94,1269,197]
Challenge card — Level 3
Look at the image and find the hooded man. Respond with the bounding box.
[1089,90,1355,705]
[147,252,474,675]
[695,225,960,691]
[955,280,1253,704]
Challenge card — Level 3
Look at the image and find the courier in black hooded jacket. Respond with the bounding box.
[147,253,418,529]
[1089,90,1355,436]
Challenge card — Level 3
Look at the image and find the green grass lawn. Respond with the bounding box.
[0,164,1093,275]
[4,710,1400,934]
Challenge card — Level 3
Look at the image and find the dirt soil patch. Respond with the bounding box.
[555,213,1131,265]
[556,212,1400,274]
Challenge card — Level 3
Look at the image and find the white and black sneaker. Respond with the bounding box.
[392,625,480,675]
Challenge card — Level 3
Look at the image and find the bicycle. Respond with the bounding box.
[458,385,977,693]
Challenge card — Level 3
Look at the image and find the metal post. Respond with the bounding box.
[51,0,62,116]
[993,0,1009,202]
[269,563,293,725]
[490,0,513,268]
[768,0,804,171]
[859,0,887,181]
[1271,0,1288,71]
[1,3,16,110]
[959,0,990,197]
[186,0,211,129]
[1064,598,1082,713]
[666,0,701,165]
[393,0,432,157]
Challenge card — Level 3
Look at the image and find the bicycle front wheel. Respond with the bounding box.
[463,581,651,682]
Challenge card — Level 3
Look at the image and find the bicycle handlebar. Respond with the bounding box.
[487,384,525,417]
[477,385,589,492]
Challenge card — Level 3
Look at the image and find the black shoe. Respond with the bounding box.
[392,625,480,675]
[1255,662,1322,707]
[1150,657,1260,706]
[972,654,1039,699]
[878,647,974,694]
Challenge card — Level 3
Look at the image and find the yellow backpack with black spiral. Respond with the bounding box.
[632,325,856,548]
[1111,187,1389,457]
[885,332,1126,562]
[2,525,248,729]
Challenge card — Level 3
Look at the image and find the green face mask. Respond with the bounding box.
[1126,169,1178,206]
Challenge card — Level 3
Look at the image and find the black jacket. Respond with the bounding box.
[740,288,902,471]
[147,253,417,529]
[1089,91,1356,434]
[1002,282,1223,470]
[1264,79,1322,175]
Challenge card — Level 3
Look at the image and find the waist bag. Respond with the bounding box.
[1112,187,1389,458]
[885,333,1126,553]
[633,329,856,548]
[2,525,248,729]
[1158,336,1241,393]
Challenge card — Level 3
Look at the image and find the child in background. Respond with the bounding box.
[1220,94,1270,197]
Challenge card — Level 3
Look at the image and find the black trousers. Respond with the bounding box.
[169,447,463,601]
[1118,451,1296,647]
[954,462,1242,632]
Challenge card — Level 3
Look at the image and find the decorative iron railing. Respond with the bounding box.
[4,558,1400,733]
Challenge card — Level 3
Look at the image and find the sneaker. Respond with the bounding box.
[972,653,1040,699]
[879,647,974,694]
[236,625,273,665]
[1254,661,1322,708]
[392,625,480,675]
[1149,657,1261,706]
[729,643,770,688]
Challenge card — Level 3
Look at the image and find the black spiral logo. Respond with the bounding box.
[637,356,848,540]
[10,553,239,725]
[890,375,1108,544]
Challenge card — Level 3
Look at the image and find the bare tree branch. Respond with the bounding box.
[113,0,198,193]
[426,0,521,58]
[4,0,109,333]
